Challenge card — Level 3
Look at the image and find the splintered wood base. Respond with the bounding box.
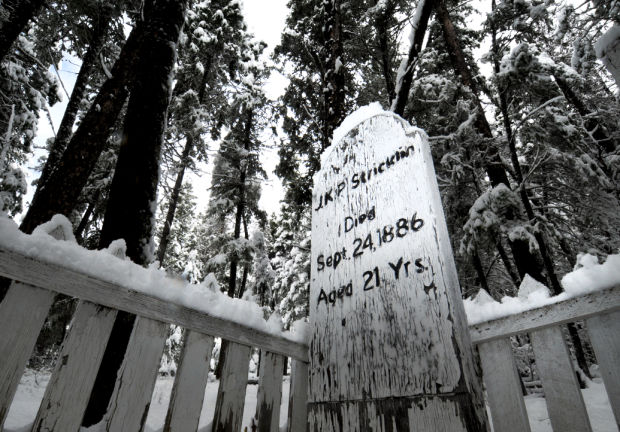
[308,394,486,432]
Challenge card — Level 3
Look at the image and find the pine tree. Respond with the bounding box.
[157,0,250,264]
[20,7,148,234]
[82,0,188,424]
[0,0,47,63]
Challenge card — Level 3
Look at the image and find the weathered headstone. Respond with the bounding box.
[595,25,620,88]
[309,108,488,431]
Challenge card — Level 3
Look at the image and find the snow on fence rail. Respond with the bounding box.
[0,215,618,431]
[0,217,308,432]
[470,285,620,432]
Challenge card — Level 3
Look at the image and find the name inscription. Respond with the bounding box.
[313,145,415,213]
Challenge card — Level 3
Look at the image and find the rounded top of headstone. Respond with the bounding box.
[320,103,424,170]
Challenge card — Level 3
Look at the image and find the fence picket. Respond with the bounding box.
[586,311,620,427]
[255,351,285,432]
[104,316,168,431]
[530,326,592,432]
[287,359,308,432]
[212,341,251,432]
[163,330,214,432]
[31,301,117,432]
[0,282,55,427]
[478,338,531,432]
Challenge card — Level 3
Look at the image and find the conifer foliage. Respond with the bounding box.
[0,0,618,424]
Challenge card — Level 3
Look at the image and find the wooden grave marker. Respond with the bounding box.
[309,111,488,431]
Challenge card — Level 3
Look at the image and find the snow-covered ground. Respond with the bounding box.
[4,369,290,432]
[5,369,617,432]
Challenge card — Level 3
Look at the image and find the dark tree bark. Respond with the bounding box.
[372,0,396,105]
[157,62,212,264]
[0,0,47,63]
[488,4,592,379]
[216,110,253,379]
[82,0,186,425]
[392,0,436,116]
[19,18,147,235]
[157,136,193,264]
[321,0,346,151]
[554,75,617,154]
[37,6,114,189]
[472,249,489,293]
[74,193,98,244]
[495,240,521,291]
[435,0,545,283]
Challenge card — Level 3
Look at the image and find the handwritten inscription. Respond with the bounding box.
[317,212,425,272]
[344,206,375,233]
[317,256,433,306]
[313,145,415,213]
[312,121,436,314]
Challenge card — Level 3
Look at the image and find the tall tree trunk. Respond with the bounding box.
[157,136,193,265]
[488,0,592,380]
[0,0,46,63]
[216,109,253,379]
[554,75,617,154]
[391,0,436,116]
[559,237,577,268]
[19,14,148,235]
[157,61,212,264]
[472,248,489,293]
[82,0,186,425]
[38,6,114,188]
[74,192,99,244]
[495,239,521,291]
[372,0,396,105]
[435,0,545,283]
[321,0,346,151]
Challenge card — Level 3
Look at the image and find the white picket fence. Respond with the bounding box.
[0,230,308,432]
[0,230,618,431]
[472,286,620,432]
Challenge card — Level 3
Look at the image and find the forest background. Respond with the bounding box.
[0,0,618,423]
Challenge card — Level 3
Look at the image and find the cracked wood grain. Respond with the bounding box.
[309,114,488,430]
[164,330,214,432]
[255,351,285,432]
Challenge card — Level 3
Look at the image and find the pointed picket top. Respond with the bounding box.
[472,289,497,306]
[518,274,551,300]
[32,214,76,242]
[106,239,127,260]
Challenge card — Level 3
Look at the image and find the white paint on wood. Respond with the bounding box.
[309,113,486,428]
[255,351,285,432]
[596,25,620,87]
[307,395,475,431]
[0,282,55,427]
[586,311,620,428]
[104,316,168,432]
[530,326,592,432]
[0,226,67,428]
[478,338,531,432]
[32,301,117,432]
[0,248,307,361]
[163,330,214,432]
[470,286,620,344]
[287,359,308,432]
[212,341,251,432]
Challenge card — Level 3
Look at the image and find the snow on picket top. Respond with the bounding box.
[0,215,309,344]
[464,253,620,325]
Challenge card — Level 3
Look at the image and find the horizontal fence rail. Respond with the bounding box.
[1,236,618,432]
[469,286,620,344]
[0,240,309,432]
[0,246,308,361]
[471,285,620,432]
